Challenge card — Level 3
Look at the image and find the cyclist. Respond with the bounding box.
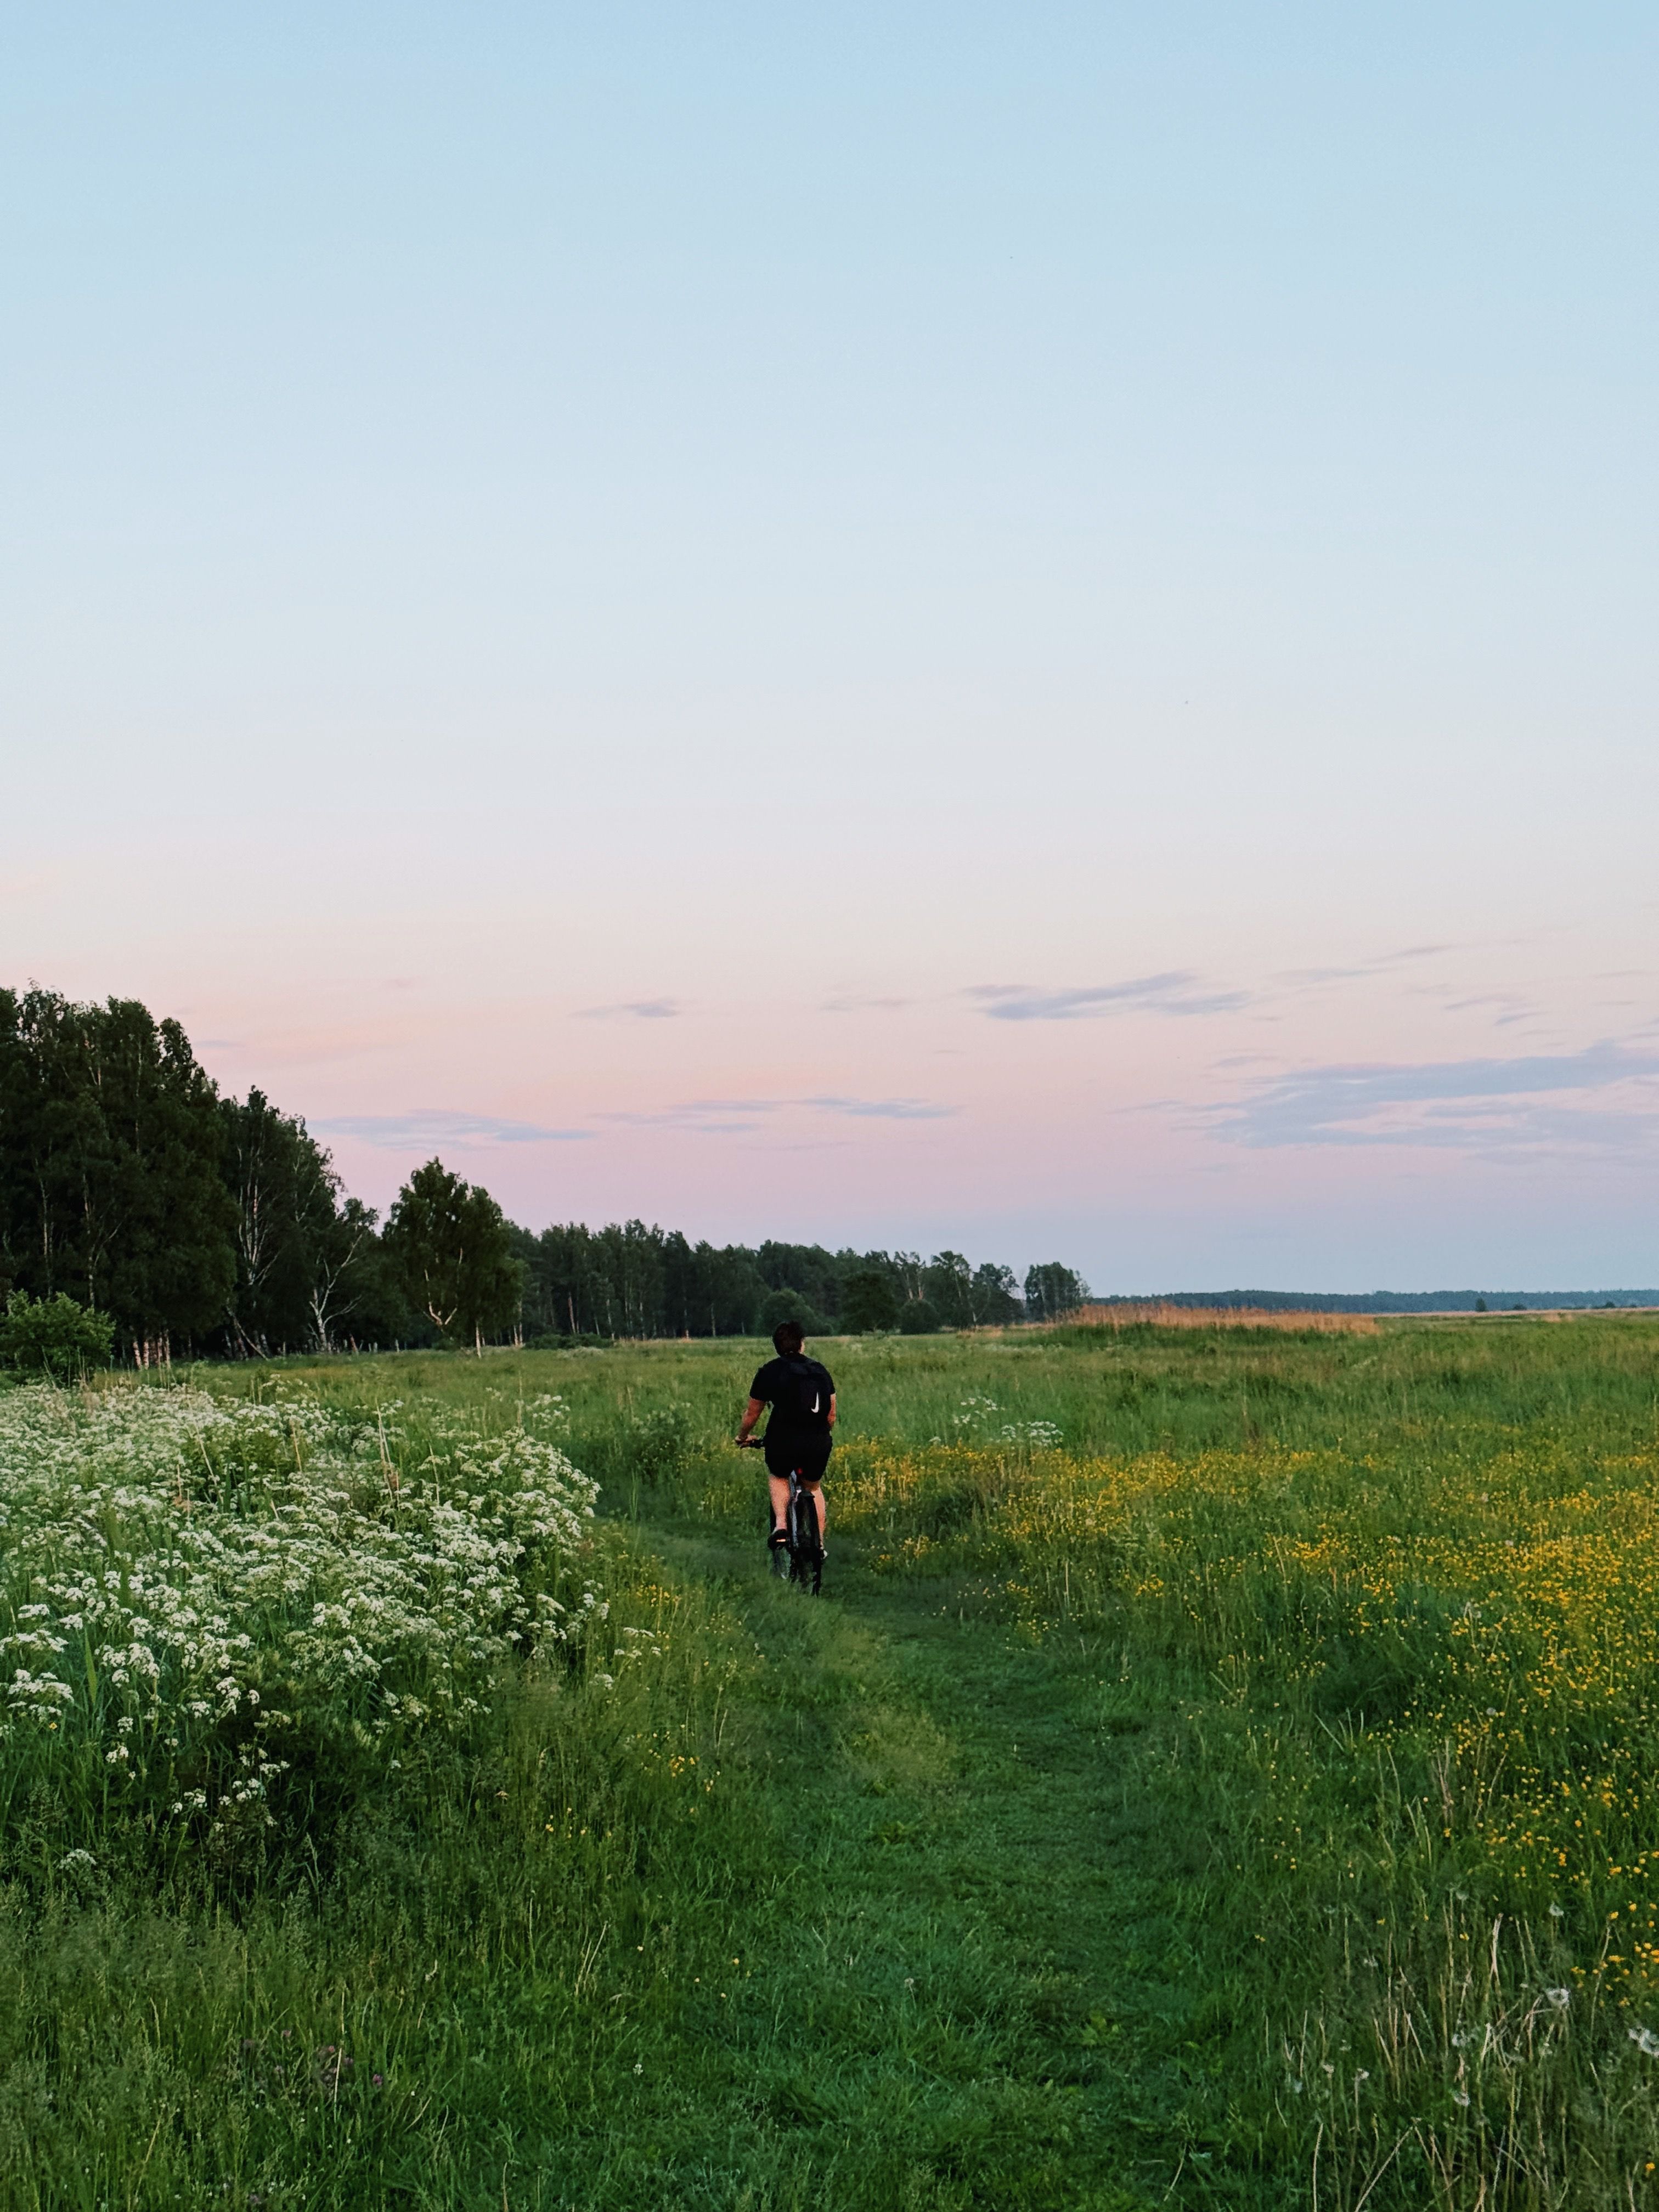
[736,1318,836,1566]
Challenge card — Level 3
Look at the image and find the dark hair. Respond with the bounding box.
[772,1319,805,1356]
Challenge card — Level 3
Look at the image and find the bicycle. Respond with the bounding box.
[738,1439,824,1595]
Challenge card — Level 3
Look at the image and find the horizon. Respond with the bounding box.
[6,5,1658,1290]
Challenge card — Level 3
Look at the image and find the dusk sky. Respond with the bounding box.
[5,3,1657,1290]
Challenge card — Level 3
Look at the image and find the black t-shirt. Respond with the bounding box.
[749,1355,835,1435]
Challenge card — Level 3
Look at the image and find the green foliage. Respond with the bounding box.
[5,982,1080,1356]
[754,1238,844,1321]
[1022,1260,1088,1321]
[967,1258,1023,1324]
[513,1220,1046,1340]
[0,985,235,1352]
[219,1089,400,1353]
[0,1290,114,1378]
[897,1296,941,1335]
[842,1266,901,1333]
[383,1159,523,1348]
[919,1249,971,1324]
[755,1285,829,1339]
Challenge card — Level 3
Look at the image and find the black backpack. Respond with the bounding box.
[780,1356,831,1427]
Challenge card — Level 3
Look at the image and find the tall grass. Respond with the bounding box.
[1066,1303,1381,1333]
[0,1370,761,2207]
[229,1311,1659,1466]
[815,1319,1659,2206]
[0,1528,763,2207]
[9,1318,1659,2205]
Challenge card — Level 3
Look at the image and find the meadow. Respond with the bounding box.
[4,1316,1659,2208]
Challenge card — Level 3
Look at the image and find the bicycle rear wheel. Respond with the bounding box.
[787,1485,822,1595]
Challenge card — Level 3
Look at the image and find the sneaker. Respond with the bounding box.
[768,1530,789,1578]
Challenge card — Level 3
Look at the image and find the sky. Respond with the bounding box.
[3,2,1657,1291]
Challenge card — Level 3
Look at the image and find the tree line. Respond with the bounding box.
[0,987,1088,1359]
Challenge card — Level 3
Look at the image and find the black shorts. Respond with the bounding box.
[763,1430,832,1482]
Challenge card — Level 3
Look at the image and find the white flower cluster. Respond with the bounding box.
[0,1383,601,1812]
[940,1396,1063,1450]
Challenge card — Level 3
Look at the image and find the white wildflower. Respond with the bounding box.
[0,1383,601,1802]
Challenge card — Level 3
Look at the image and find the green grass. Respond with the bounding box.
[10,1317,1659,2208]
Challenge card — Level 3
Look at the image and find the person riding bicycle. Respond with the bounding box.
[736,1318,836,1565]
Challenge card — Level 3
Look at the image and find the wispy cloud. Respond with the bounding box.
[1271,967,1374,986]
[969,973,1250,1020]
[1273,944,1457,988]
[1213,1040,1659,1156]
[1437,993,1541,1027]
[315,1110,593,1148]
[596,1100,771,1134]
[801,1094,951,1119]
[575,998,681,1020]
[598,1094,953,1134]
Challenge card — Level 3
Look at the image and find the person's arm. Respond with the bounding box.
[736,1396,766,1445]
[827,1392,837,1429]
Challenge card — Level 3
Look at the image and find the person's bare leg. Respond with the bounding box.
[768,1475,826,1546]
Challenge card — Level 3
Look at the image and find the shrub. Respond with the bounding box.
[898,1299,941,1335]
[755,1287,830,1340]
[0,1291,115,1380]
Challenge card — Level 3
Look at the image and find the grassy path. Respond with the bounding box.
[614,1520,1279,2212]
